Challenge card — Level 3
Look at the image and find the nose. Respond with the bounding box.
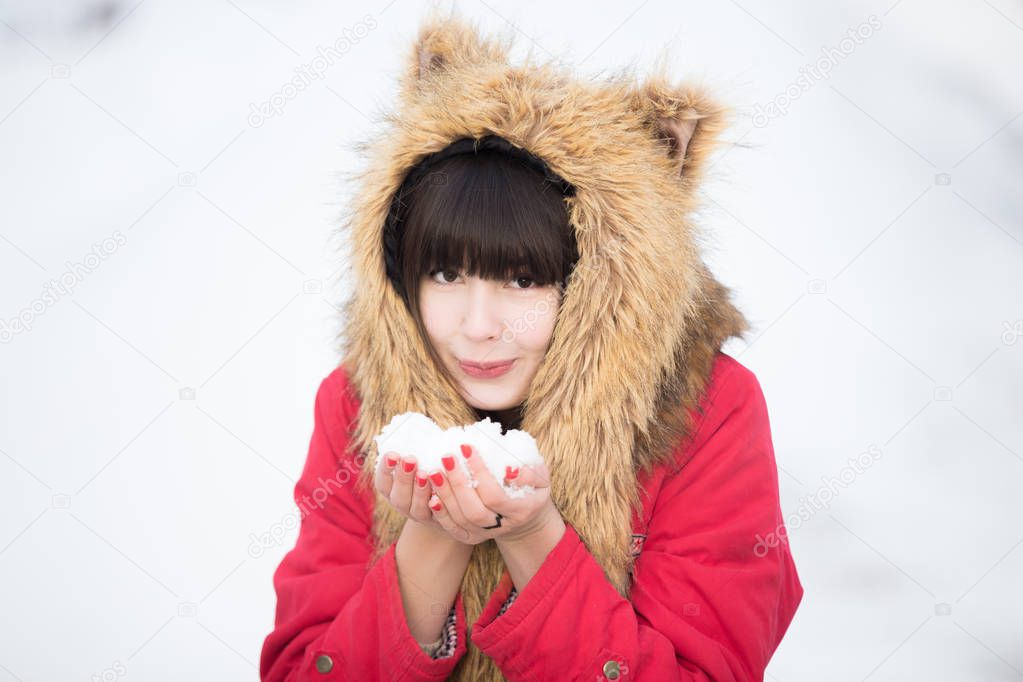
[461,280,504,342]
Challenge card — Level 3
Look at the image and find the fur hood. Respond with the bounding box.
[336,10,748,679]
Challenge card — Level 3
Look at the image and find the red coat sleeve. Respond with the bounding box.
[259,367,469,681]
[470,357,804,681]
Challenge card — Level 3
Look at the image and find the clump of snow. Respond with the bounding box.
[374,412,544,498]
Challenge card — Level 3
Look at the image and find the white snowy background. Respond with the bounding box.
[1,0,1021,680]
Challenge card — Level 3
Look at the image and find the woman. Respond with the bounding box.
[260,12,803,681]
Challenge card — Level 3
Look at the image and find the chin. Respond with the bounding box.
[457,382,522,412]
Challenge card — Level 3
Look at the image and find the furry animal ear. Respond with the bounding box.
[655,114,699,176]
[631,80,731,181]
[415,29,450,79]
[404,12,511,86]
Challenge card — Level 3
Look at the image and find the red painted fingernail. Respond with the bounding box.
[416,475,428,487]
[430,472,444,486]
[430,499,442,512]
[402,460,416,473]
[385,455,398,468]
[460,444,473,459]
[505,466,519,480]
[442,455,455,471]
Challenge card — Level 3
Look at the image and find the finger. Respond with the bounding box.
[428,467,469,528]
[506,461,550,489]
[388,454,418,515]
[373,451,399,498]
[427,491,471,543]
[408,468,433,523]
[459,443,515,513]
[439,450,500,528]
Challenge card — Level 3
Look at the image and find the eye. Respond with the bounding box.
[509,274,536,289]
[429,268,461,285]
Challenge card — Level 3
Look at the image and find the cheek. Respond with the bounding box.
[419,289,459,340]
[515,296,559,353]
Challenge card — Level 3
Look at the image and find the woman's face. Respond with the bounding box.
[419,268,562,412]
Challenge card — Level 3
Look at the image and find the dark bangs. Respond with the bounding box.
[396,149,578,296]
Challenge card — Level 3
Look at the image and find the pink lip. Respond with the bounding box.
[458,358,516,378]
[459,358,516,369]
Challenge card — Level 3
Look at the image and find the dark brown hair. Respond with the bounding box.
[387,143,579,430]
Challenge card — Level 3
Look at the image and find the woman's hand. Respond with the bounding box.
[427,443,560,545]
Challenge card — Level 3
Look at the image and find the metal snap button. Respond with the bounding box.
[602,659,621,679]
[314,653,334,673]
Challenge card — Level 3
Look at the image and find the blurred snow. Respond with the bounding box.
[0,0,1021,680]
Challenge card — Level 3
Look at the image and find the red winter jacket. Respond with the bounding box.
[259,352,804,681]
